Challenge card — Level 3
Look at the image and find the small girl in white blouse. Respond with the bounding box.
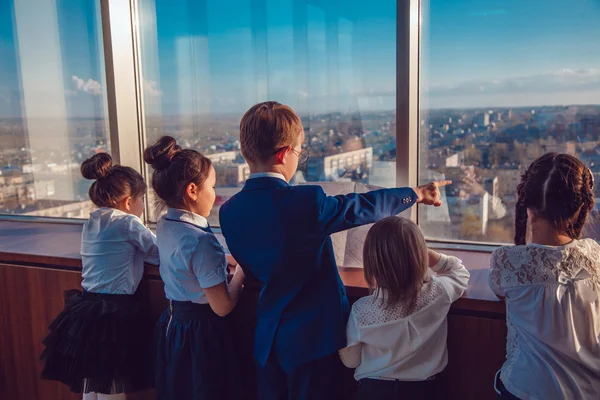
[41,153,159,400]
[489,153,599,400]
[339,216,470,400]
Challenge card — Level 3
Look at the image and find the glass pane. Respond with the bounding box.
[0,0,109,219]
[420,0,600,243]
[138,0,397,225]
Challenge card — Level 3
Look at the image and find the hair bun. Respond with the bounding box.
[144,136,181,170]
[81,152,113,180]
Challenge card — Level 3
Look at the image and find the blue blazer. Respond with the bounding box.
[219,177,417,373]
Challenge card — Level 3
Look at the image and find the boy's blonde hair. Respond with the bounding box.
[363,216,429,309]
[240,101,304,164]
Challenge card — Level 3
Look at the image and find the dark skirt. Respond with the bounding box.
[40,289,153,394]
[356,377,437,400]
[494,371,522,400]
[154,300,243,400]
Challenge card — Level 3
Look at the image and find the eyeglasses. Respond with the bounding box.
[273,146,310,166]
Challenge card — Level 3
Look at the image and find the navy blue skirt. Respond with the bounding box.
[154,300,243,400]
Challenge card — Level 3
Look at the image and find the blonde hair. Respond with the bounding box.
[240,101,304,163]
[363,216,429,309]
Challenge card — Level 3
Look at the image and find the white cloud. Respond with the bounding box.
[427,68,600,97]
[144,79,162,97]
[72,75,103,95]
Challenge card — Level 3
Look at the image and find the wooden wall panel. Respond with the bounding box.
[0,263,82,400]
[0,264,159,400]
[435,314,507,400]
[1,262,508,400]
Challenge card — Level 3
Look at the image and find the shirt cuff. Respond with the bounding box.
[430,253,448,273]
[198,268,227,289]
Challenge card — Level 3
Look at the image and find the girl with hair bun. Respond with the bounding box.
[490,153,600,399]
[145,136,245,400]
[41,152,159,400]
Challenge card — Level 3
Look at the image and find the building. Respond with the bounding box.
[475,113,490,127]
[213,163,250,187]
[495,169,522,199]
[369,161,395,187]
[23,199,95,219]
[205,151,237,164]
[307,147,373,181]
[483,176,499,199]
[428,150,464,169]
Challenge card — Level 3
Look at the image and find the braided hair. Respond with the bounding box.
[514,153,595,245]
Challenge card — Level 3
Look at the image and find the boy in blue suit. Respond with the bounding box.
[220,101,449,400]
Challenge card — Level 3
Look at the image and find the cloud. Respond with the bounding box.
[144,79,162,97]
[72,75,103,95]
[427,68,600,97]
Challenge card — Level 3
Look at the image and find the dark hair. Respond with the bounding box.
[363,217,429,309]
[515,153,595,245]
[240,101,303,163]
[81,153,146,208]
[143,136,212,210]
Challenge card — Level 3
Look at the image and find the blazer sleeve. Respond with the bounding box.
[315,186,418,236]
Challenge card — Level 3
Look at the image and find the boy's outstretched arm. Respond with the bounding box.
[316,180,451,236]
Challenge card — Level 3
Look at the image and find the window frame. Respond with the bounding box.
[0,0,503,250]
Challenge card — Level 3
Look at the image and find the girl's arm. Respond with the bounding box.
[128,217,160,265]
[428,250,470,302]
[204,267,245,317]
[339,343,362,369]
[338,310,363,368]
[488,249,506,300]
[192,235,245,317]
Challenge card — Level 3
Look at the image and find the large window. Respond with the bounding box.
[138,0,397,224]
[419,0,600,243]
[0,0,109,219]
[2,0,599,247]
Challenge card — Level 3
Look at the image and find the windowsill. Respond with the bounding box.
[0,220,505,316]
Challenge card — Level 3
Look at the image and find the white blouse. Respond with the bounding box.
[339,254,470,381]
[489,239,600,400]
[156,208,228,304]
[81,207,159,295]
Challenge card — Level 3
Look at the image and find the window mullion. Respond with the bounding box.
[396,0,420,222]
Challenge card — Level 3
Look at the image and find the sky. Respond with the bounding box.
[0,0,599,118]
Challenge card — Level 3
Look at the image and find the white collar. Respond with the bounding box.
[166,208,209,228]
[248,172,287,182]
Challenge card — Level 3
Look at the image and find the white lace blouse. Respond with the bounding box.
[489,239,600,400]
[339,254,470,381]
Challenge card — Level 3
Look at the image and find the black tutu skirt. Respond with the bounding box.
[154,300,243,400]
[40,289,153,394]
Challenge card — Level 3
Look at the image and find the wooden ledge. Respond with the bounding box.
[0,220,504,316]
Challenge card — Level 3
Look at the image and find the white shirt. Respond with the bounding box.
[489,239,600,400]
[248,172,287,182]
[156,208,227,304]
[81,207,159,295]
[339,254,470,381]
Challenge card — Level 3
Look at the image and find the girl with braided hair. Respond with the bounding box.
[489,153,599,400]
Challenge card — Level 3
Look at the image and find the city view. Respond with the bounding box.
[1,0,599,244]
[2,104,600,243]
